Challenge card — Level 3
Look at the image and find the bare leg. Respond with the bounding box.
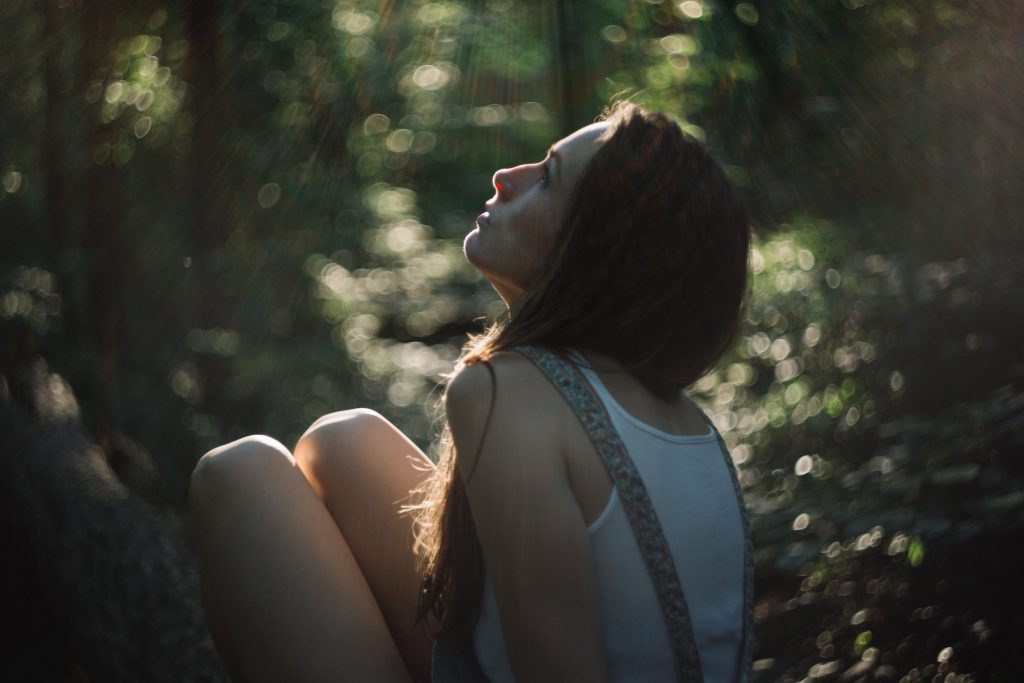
[189,429,424,682]
[197,569,246,682]
[293,409,439,678]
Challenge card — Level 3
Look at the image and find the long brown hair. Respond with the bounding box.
[411,102,751,636]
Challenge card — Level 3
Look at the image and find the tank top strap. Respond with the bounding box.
[516,345,705,683]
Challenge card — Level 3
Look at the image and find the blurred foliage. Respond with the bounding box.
[691,223,1024,680]
[2,0,1023,679]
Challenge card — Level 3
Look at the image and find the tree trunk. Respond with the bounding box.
[43,0,71,288]
[184,0,235,418]
[554,0,584,138]
[80,0,126,440]
[185,0,235,317]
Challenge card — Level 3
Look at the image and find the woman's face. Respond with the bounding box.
[464,121,610,310]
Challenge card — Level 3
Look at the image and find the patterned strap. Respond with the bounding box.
[516,345,704,683]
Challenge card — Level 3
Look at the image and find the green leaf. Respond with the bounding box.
[907,537,925,567]
[854,630,872,656]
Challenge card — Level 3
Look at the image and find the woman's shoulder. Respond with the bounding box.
[445,350,570,461]
[445,349,559,408]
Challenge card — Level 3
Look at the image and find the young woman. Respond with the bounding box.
[189,103,753,682]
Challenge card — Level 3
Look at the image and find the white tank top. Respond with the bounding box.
[472,350,746,682]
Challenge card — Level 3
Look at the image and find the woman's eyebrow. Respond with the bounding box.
[547,145,563,184]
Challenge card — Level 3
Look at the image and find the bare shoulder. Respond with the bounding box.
[446,352,608,679]
[445,350,568,477]
[445,350,560,416]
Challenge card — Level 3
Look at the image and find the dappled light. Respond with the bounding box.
[2,0,1023,680]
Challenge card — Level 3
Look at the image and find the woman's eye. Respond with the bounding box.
[539,163,551,188]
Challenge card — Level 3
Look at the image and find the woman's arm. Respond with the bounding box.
[446,355,609,682]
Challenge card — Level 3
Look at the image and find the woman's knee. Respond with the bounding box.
[189,435,293,515]
[293,408,393,496]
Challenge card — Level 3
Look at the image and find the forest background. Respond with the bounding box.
[1,0,1022,680]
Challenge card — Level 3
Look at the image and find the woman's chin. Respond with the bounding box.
[462,228,482,264]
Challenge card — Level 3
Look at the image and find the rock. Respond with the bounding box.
[0,359,227,682]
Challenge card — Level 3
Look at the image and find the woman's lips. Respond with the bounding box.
[476,212,491,228]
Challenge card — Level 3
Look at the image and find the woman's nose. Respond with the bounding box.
[492,169,511,200]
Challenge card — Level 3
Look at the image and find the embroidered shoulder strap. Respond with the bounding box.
[516,345,705,683]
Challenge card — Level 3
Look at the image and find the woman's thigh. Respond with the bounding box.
[293,409,438,678]
[190,434,415,682]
